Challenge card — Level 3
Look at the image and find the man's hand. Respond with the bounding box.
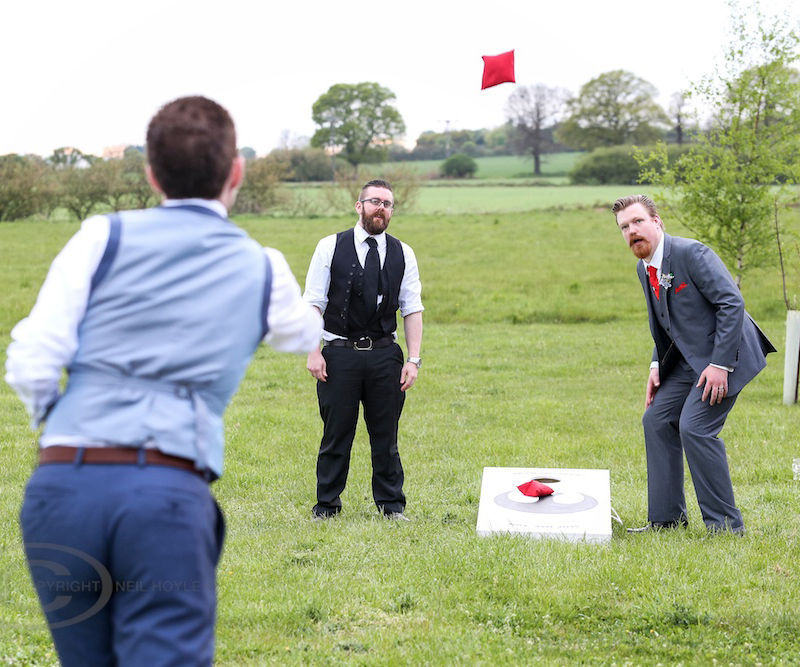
[645,367,660,408]
[400,362,418,391]
[307,348,327,382]
[697,365,728,405]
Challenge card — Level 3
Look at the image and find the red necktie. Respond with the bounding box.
[647,265,660,300]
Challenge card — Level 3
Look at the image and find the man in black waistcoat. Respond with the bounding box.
[304,179,423,520]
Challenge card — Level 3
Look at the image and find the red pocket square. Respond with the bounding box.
[675,282,688,294]
[517,480,554,497]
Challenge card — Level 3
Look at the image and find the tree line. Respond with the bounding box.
[0,63,730,222]
[304,70,687,176]
[0,145,428,221]
[0,149,158,222]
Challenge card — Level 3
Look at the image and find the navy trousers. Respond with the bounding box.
[315,342,406,515]
[642,358,743,531]
[20,460,224,666]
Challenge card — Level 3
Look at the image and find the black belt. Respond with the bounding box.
[324,335,394,351]
[39,446,214,481]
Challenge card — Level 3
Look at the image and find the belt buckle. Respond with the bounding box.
[353,336,373,351]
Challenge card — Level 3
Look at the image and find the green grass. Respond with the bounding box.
[383,153,583,180]
[413,185,627,215]
[278,184,626,217]
[1,203,799,664]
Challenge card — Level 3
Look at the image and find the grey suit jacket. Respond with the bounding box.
[637,234,776,396]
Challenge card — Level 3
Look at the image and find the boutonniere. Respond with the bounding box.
[659,273,674,290]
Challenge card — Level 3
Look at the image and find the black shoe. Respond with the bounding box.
[627,517,688,533]
[312,506,340,521]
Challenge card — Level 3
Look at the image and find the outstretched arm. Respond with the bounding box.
[263,248,322,354]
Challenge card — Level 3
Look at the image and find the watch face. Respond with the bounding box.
[408,357,421,368]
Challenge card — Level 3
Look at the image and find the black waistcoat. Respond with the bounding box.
[324,228,406,338]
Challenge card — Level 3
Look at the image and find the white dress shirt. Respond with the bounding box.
[303,222,423,341]
[5,199,322,427]
[642,234,665,278]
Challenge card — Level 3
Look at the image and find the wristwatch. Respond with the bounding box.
[407,356,422,369]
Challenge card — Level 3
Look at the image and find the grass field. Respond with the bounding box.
[279,184,624,217]
[385,153,583,180]
[1,199,799,664]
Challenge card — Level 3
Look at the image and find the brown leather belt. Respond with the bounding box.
[39,446,210,480]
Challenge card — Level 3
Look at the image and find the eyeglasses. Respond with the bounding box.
[360,198,395,209]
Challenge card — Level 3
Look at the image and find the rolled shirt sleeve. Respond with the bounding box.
[5,215,109,425]
[263,247,322,353]
[302,235,335,314]
[399,242,423,317]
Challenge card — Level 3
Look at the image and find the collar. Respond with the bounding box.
[163,198,228,218]
[643,234,665,272]
[354,222,386,248]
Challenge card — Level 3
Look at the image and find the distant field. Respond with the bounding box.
[379,152,583,180]
[26,180,635,224]
[278,183,625,216]
[414,184,624,214]
[277,181,800,218]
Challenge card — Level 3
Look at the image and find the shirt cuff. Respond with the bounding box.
[710,363,733,372]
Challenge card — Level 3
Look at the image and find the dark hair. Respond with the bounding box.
[359,179,393,200]
[146,96,237,199]
[611,194,658,218]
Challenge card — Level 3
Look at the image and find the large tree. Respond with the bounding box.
[637,4,800,286]
[505,84,569,175]
[556,70,669,150]
[310,82,405,169]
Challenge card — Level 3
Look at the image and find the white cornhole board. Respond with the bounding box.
[476,467,611,543]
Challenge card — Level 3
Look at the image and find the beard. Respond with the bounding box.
[361,210,389,235]
[630,238,653,260]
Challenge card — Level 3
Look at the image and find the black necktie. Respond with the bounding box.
[363,237,379,310]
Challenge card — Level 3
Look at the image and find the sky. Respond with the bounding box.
[3,0,799,158]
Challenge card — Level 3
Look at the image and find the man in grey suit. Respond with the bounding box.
[612,194,775,534]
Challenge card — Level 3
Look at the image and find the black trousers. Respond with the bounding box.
[315,342,406,514]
